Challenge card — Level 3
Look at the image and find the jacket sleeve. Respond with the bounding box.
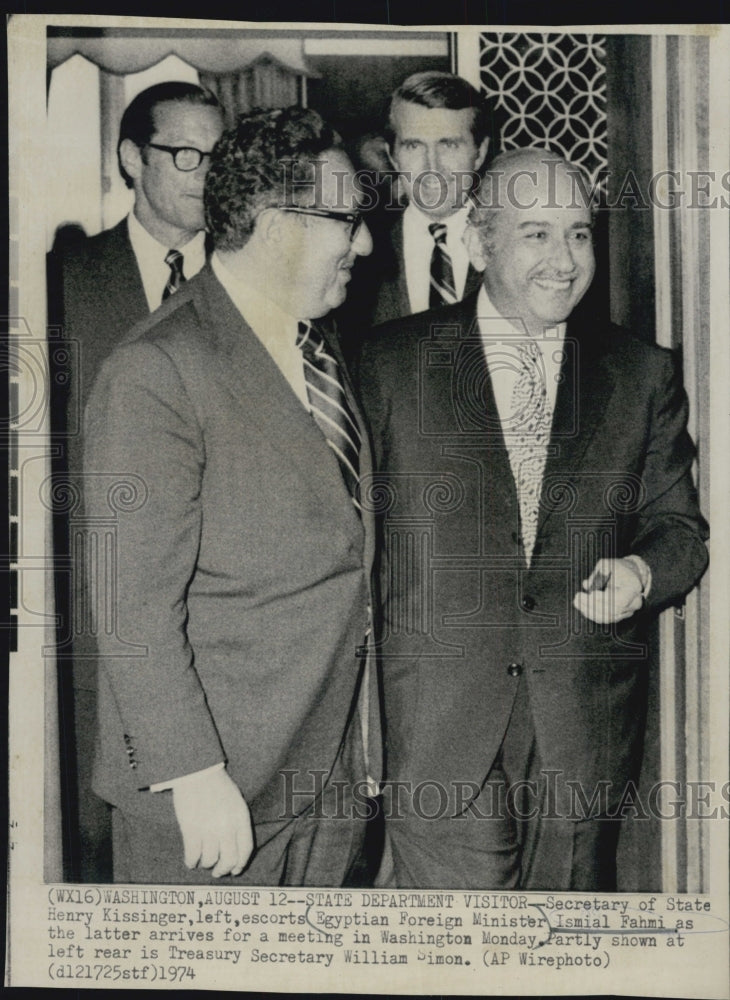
[631,348,709,610]
[84,339,225,788]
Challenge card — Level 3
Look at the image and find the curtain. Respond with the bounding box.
[200,57,300,127]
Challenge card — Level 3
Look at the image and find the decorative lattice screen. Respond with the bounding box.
[480,33,607,186]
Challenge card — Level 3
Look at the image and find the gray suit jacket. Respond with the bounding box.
[84,265,381,825]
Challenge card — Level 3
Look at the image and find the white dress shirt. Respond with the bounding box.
[211,252,309,408]
[476,285,566,427]
[127,211,207,311]
[402,203,472,314]
[476,286,651,592]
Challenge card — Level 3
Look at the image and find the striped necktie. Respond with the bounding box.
[163,249,185,301]
[429,222,457,308]
[296,322,362,512]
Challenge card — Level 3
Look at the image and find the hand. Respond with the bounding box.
[172,767,254,877]
[573,557,646,624]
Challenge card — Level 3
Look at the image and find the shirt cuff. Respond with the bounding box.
[149,761,226,793]
[625,554,652,599]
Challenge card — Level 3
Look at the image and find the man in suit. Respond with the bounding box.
[84,107,379,884]
[349,71,496,329]
[47,82,224,881]
[51,81,224,413]
[358,147,708,891]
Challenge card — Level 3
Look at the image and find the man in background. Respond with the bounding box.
[84,107,380,883]
[51,80,224,412]
[47,80,224,882]
[359,148,708,890]
[348,70,497,328]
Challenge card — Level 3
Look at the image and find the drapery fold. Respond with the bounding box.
[47,36,319,78]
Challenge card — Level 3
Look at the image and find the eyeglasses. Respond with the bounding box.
[145,143,213,172]
[279,206,365,243]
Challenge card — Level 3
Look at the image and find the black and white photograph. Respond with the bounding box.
[6,14,730,995]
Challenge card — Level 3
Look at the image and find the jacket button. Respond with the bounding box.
[507,662,523,677]
[521,595,535,611]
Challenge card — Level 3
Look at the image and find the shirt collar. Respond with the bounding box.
[211,251,300,345]
[127,210,204,262]
[126,210,207,307]
[403,202,471,240]
[476,285,566,357]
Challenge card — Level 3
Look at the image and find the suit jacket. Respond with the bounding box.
[84,265,381,825]
[49,218,149,416]
[358,293,708,812]
[347,212,483,330]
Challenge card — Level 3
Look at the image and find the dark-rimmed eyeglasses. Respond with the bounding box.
[279,206,365,243]
[145,143,213,172]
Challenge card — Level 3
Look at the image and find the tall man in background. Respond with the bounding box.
[350,71,497,328]
[47,81,224,881]
[359,148,708,890]
[84,107,380,883]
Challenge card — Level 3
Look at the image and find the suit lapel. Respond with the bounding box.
[389,216,411,319]
[192,268,364,522]
[538,321,617,535]
[423,296,518,535]
[464,263,482,299]
[102,220,148,322]
[446,305,618,549]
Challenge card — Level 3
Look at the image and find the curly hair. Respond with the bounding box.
[204,107,341,252]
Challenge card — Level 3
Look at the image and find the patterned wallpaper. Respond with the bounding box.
[480,33,607,186]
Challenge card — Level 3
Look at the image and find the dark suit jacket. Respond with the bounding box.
[358,293,708,813]
[49,218,148,419]
[347,212,483,330]
[84,265,381,827]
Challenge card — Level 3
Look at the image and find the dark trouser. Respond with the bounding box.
[111,726,369,886]
[378,680,620,891]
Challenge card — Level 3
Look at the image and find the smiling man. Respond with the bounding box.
[358,147,708,890]
[84,107,380,884]
[350,71,497,327]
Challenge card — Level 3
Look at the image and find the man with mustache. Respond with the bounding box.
[84,107,380,883]
[358,147,708,890]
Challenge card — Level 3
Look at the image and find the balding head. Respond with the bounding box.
[464,147,596,336]
[468,146,597,237]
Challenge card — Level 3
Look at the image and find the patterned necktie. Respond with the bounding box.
[428,222,458,308]
[163,249,185,301]
[296,322,362,512]
[507,340,553,566]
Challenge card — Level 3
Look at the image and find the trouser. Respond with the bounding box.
[377,679,620,890]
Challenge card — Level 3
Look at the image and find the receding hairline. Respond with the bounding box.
[467,146,597,222]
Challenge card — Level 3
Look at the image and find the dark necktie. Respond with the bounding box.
[429,222,458,308]
[296,322,362,511]
[163,249,185,301]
